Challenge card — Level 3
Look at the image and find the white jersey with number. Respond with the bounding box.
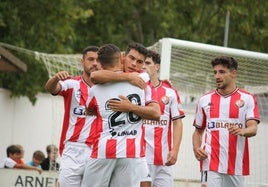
[143,80,185,165]
[87,72,156,159]
[193,88,260,175]
[58,76,97,155]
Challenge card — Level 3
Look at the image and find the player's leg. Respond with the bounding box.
[140,181,151,187]
[223,174,244,187]
[139,157,151,187]
[148,164,173,187]
[108,157,154,187]
[81,158,116,187]
[58,142,91,187]
[202,171,222,187]
[109,158,137,187]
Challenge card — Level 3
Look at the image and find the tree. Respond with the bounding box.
[0,0,94,104]
[1,0,267,104]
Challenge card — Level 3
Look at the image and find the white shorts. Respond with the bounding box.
[58,142,92,187]
[137,157,152,182]
[81,157,149,187]
[148,164,173,187]
[201,171,244,187]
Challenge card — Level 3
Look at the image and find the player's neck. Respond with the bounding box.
[217,84,237,96]
[151,77,161,87]
[82,74,94,87]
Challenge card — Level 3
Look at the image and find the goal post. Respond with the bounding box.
[149,38,268,99]
[148,38,268,186]
[159,38,172,80]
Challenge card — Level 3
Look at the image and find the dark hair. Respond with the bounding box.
[147,50,161,64]
[211,56,238,70]
[33,150,45,161]
[125,42,147,58]
[97,44,121,65]
[46,144,58,154]
[6,144,23,157]
[82,46,99,59]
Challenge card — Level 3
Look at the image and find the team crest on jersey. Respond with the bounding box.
[161,96,170,105]
[235,99,245,108]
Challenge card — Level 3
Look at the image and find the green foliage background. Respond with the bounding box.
[0,0,268,104]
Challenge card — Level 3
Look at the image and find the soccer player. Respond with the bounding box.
[142,50,185,187]
[81,44,160,187]
[89,43,160,187]
[192,56,260,187]
[90,42,160,125]
[45,46,101,187]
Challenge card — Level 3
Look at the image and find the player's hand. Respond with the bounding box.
[165,150,178,166]
[127,73,146,89]
[85,108,97,116]
[193,147,208,161]
[54,71,71,81]
[108,95,133,112]
[228,125,244,136]
[36,167,43,174]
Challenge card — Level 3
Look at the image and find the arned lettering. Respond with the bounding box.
[14,175,58,187]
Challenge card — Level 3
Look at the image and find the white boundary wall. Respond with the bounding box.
[0,169,58,187]
[0,88,63,164]
[0,88,268,186]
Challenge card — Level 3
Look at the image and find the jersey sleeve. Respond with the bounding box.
[170,88,185,120]
[59,79,74,91]
[193,97,206,129]
[58,76,80,96]
[246,94,260,123]
[138,72,158,105]
[138,72,150,83]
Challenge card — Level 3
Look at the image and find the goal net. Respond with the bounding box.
[149,38,268,97]
[148,38,268,118]
[0,42,82,78]
[148,38,268,186]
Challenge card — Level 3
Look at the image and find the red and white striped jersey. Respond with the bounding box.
[87,72,157,159]
[58,76,97,155]
[143,80,185,165]
[193,88,260,175]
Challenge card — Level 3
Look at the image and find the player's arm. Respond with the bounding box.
[228,119,258,137]
[108,95,160,121]
[15,164,42,174]
[45,71,70,95]
[192,127,207,161]
[90,70,145,89]
[130,102,160,121]
[228,94,259,137]
[165,118,183,166]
